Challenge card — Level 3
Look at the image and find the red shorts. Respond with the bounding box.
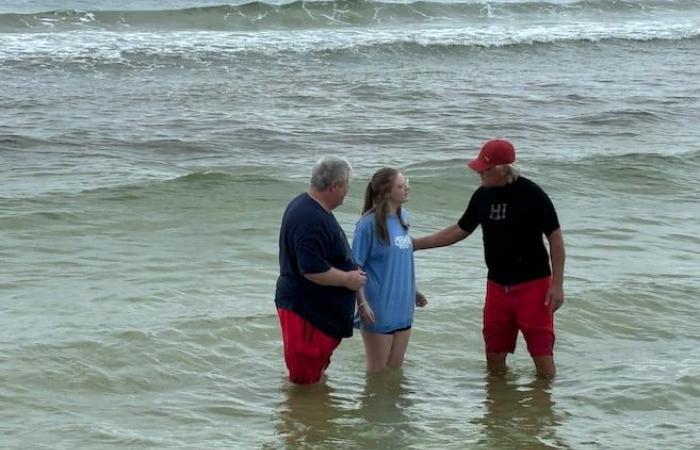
[277,308,342,384]
[482,277,555,357]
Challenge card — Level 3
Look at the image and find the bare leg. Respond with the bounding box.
[486,352,508,375]
[361,330,394,374]
[387,329,411,369]
[533,355,556,378]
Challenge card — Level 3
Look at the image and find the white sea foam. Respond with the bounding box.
[0,19,698,64]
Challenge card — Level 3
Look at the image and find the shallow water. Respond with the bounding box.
[2,0,700,448]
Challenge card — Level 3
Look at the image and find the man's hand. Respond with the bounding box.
[545,284,564,312]
[344,269,367,291]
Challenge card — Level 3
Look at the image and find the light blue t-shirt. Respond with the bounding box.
[352,210,416,333]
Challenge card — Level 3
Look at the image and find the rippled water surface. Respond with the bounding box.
[2,0,700,448]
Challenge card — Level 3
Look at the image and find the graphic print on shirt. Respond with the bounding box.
[394,235,412,250]
[489,203,508,221]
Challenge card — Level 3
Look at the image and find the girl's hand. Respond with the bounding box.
[415,291,428,308]
[358,302,376,324]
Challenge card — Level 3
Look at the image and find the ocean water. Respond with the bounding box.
[1,0,699,448]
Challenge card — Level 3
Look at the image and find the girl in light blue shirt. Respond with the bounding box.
[352,168,427,374]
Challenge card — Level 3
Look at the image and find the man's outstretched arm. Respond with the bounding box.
[413,224,470,251]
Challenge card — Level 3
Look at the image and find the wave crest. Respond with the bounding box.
[1,0,699,32]
[1,24,698,69]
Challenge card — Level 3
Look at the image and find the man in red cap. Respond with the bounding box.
[413,139,565,378]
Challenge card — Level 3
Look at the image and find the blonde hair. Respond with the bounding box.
[362,167,409,244]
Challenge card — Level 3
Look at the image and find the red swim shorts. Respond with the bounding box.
[482,277,555,357]
[277,308,342,384]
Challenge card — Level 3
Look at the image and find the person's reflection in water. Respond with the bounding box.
[276,381,345,449]
[476,375,568,449]
[355,369,414,448]
[273,371,415,449]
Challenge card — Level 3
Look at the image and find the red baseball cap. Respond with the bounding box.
[467,139,516,172]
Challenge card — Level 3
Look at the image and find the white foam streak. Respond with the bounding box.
[0,20,698,63]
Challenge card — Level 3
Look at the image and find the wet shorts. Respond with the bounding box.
[380,325,411,335]
[277,308,341,384]
[482,277,555,357]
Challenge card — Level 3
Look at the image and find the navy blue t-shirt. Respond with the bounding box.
[275,193,357,338]
[457,176,560,285]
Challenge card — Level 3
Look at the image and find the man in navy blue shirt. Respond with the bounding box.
[414,140,566,378]
[275,156,367,384]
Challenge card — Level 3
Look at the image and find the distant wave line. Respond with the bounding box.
[1,0,700,32]
[1,25,698,66]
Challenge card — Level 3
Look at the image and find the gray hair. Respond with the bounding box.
[310,155,352,190]
[506,164,520,184]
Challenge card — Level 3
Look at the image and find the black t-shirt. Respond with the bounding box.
[457,176,560,285]
[275,193,357,338]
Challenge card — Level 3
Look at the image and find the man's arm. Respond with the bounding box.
[545,228,565,312]
[304,267,366,291]
[413,224,470,251]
